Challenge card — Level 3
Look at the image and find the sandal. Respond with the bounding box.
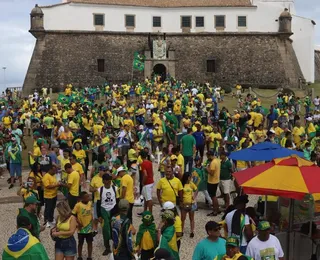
[206,212,217,217]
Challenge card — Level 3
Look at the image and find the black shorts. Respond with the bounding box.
[207,183,218,198]
[78,233,94,244]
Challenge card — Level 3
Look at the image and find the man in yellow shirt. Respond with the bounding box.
[70,154,85,187]
[206,151,221,216]
[156,166,183,207]
[65,163,80,210]
[117,167,134,221]
[152,123,164,152]
[42,165,60,227]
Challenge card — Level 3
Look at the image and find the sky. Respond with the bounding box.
[0,0,319,92]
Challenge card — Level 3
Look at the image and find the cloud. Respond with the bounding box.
[0,0,319,91]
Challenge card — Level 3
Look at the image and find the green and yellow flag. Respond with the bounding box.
[2,228,49,260]
[158,225,179,260]
[133,51,145,71]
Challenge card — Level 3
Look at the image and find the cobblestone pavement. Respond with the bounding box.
[0,167,258,260]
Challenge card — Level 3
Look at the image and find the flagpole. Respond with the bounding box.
[131,59,134,83]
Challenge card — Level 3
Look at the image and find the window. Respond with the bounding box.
[207,59,216,73]
[215,15,225,28]
[238,16,247,27]
[196,16,204,27]
[181,16,191,28]
[125,15,135,27]
[153,16,161,27]
[97,59,105,72]
[94,14,104,26]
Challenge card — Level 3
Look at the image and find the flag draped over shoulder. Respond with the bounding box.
[2,228,49,260]
[133,51,145,71]
[158,226,179,260]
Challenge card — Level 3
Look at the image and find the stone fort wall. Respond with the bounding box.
[23,31,303,94]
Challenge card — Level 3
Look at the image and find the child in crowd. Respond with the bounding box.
[72,191,94,260]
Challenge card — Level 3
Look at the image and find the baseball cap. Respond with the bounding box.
[119,199,130,211]
[116,166,126,175]
[99,165,107,171]
[205,221,222,231]
[306,117,313,122]
[163,201,175,210]
[226,236,240,247]
[273,120,278,124]
[170,155,177,161]
[161,210,175,220]
[258,221,271,231]
[25,195,40,204]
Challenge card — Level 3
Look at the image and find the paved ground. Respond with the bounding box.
[0,165,257,260]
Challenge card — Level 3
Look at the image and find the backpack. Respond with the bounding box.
[112,216,135,257]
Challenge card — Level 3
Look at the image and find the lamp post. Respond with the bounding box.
[2,67,6,90]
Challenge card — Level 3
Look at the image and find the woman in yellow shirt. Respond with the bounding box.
[180,173,197,238]
[51,201,77,259]
[72,142,86,171]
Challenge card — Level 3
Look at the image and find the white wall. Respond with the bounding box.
[41,2,291,33]
[291,15,315,82]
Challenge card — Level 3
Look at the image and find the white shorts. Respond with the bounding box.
[142,183,154,201]
[219,180,232,194]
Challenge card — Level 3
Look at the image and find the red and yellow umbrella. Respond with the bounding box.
[233,155,320,200]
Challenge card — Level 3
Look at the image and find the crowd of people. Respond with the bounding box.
[1,78,317,260]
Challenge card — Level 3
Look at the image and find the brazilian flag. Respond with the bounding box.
[158,225,179,260]
[58,94,70,105]
[2,228,49,260]
[133,51,145,71]
[133,59,144,71]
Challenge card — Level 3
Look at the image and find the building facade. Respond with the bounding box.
[23,0,316,93]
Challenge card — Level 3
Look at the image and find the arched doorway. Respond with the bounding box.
[153,63,166,82]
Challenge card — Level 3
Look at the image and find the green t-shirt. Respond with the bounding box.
[220,159,233,180]
[181,134,196,157]
[8,144,22,164]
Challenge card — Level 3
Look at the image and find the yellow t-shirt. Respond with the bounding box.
[177,154,184,176]
[128,149,138,162]
[141,231,155,250]
[58,156,70,180]
[208,158,221,184]
[174,216,182,241]
[182,182,197,204]
[68,170,80,196]
[120,174,134,203]
[209,132,222,149]
[20,188,39,200]
[42,173,58,199]
[254,113,263,128]
[72,162,84,176]
[152,129,164,142]
[72,201,93,234]
[72,150,86,166]
[156,177,183,205]
[93,124,103,135]
[90,175,103,202]
[29,171,42,187]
